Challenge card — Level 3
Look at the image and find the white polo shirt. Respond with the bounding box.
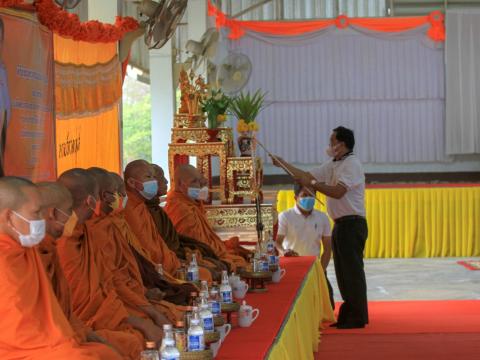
[310,154,366,220]
[277,206,331,256]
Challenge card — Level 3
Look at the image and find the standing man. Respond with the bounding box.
[276,183,334,310]
[272,126,368,329]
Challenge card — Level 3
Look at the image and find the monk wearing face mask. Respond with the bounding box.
[85,167,186,323]
[164,165,251,272]
[122,160,212,282]
[37,182,123,359]
[56,168,164,358]
[0,176,103,359]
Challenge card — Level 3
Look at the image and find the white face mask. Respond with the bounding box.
[187,186,209,202]
[11,211,46,247]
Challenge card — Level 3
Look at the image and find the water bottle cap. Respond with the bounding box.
[175,321,184,327]
[145,341,156,349]
[163,324,172,330]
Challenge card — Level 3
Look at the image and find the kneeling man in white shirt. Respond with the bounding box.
[276,183,334,309]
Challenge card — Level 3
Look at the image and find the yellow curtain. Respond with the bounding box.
[267,260,335,360]
[54,34,121,174]
[277,187,480,258]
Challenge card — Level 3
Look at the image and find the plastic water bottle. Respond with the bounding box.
[200,280,209,294]
[174,321,186,353]
[187,309,205,352]
[187,254,199,282]
[159,324,174,352]
[140,341,160,360]
[219,270,232,303]
[199,296,214,333]
[209,283,221,316]
[266,231,275,254]
[160,338,180,360]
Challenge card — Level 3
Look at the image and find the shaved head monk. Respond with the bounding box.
[56,168,162,358]
[109,171,195,307]
[0,177,103,359]
[164,164,250,271]
[37,182,122,359]
[148,164,228,277]
[123,159,212,282]
[86,167,183,323]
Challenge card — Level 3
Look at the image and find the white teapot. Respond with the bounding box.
[229,273,241,287]
[238,300,260,328]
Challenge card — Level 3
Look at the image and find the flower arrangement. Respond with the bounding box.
[230,90,266,134]
[178,69,208,116]
[200,89,232,129]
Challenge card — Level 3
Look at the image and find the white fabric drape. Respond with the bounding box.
[445,9,480,155]
[221,25,447,164]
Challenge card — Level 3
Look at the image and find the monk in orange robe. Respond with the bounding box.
[164,164,250,271]
[110,172,195,307]
[85,167,184,323]
[0,176,104,359]
[123,160,211,282]
[56,169,164,356]
[37,181,123,359]
[149,164,228,276]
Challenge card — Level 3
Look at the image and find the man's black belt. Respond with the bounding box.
[334,215,365,224]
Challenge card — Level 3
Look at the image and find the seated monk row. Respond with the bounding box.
[0,177,122,359]
[122,160,215,282]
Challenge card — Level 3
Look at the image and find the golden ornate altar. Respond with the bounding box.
[168,114,263,204]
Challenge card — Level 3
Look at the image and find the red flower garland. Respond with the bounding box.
[35,0,139,43]
[0,0,24,6]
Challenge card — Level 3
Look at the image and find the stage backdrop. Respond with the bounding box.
[54,34,122,175]
[1,8,55,181]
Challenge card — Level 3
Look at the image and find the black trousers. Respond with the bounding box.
[325,272,335,310]
[332,217,369,325]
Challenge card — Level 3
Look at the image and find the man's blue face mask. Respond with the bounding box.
[297,196,315,211]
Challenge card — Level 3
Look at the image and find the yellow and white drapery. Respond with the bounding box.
[277,186,480,258]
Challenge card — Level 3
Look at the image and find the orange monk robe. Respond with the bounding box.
[124,191,212,281]
[57,225,144,360]
[164,191,248,271]
[0,233,111,360]
[86,215,184,323]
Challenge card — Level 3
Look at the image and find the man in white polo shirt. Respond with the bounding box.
[276,183,334,309]
[272,126,368,329]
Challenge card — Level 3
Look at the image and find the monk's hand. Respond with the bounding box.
[145,287,165,301]
[143,322,164,345]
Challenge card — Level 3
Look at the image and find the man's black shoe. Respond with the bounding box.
[336,322,365,329]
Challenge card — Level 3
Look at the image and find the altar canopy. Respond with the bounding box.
[209,2,447,165]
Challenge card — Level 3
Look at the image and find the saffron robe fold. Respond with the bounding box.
[124,192,211,281]
[164,191,249,271]
[0,233,109,360]
[146,198,228,273]
[86,214,184,323]
[57,225,144,360]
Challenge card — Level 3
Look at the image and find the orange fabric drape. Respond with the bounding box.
[207,0,445,42]
[54,34,121,175]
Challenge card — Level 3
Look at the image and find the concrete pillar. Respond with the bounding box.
[150,43,175,178]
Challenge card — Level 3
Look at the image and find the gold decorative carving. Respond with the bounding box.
[168,142,228,203]
[226,157,263,204]
[204,204,276,231]
[173,114,206,128]
[171,127,235,156]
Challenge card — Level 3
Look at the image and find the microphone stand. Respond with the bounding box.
[252,134,264,244]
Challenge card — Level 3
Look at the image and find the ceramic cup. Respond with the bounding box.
[215,323,232,342]
[233,280,248,299]
[272,268,287,283]
[238,304,260,328]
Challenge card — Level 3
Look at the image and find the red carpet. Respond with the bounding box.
[317,300,480,360]
[457,260,480,270]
